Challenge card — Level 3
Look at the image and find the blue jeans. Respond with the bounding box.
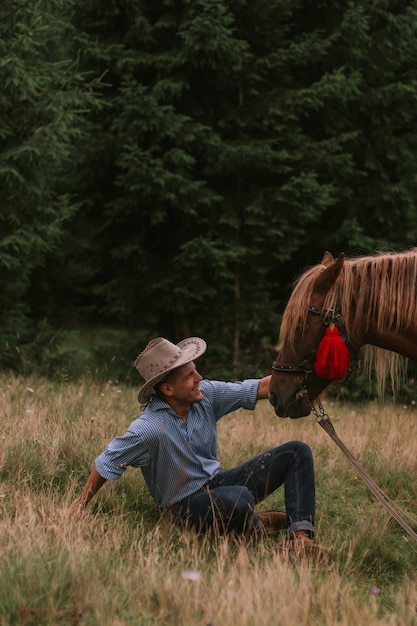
[167,441,315,537]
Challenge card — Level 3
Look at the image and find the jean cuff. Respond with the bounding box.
[287,520,314,536]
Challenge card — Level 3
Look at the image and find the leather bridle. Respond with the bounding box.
[271,305,361,384]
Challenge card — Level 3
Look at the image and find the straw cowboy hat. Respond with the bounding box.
[135,336,207,404]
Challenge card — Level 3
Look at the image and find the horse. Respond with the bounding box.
[269,249,417,418]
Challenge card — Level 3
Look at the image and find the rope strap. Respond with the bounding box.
[312,400,417,544]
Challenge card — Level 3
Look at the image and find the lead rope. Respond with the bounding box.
[311,399,417,544]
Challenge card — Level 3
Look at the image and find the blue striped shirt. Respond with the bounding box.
[95,378,259,508]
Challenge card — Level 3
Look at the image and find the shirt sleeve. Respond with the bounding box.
[94,419,151,481]
[201,379,259,421]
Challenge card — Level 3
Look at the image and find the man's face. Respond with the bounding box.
[161,361,203,404]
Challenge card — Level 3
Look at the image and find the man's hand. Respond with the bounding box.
[257,375,272,400]
[71,468,107,514]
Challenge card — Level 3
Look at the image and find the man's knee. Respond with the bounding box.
[293,440,313,462]
[278,440,313,462]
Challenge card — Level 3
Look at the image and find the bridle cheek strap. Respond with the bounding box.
[271,305,361,383]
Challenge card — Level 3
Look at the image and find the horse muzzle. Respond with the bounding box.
[268,388,311,419]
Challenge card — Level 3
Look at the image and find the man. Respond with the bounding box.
[73,337,327,558]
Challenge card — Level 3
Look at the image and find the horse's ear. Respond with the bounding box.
[314,253,345,294]
[321,251,334,266]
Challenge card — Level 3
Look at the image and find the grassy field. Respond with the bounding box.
[0,371,417,625]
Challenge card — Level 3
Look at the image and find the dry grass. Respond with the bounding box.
[1,372,417,625]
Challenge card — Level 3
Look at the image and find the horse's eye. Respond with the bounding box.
[296,325,308,334]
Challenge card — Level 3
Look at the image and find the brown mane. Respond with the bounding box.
[279,249,417,398]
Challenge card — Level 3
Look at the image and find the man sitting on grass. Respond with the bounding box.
[73,337,328,559]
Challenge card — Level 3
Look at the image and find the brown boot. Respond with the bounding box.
[256,510,287,535]
[279,530,332,563]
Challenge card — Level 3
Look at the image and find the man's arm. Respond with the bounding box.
[256,375,272,400]
[72,468,107,511]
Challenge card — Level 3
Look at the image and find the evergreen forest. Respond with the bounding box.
[2,0,417,382]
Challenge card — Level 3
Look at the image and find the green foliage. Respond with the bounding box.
[298,0,417,255]
[68,0,338,370]
[0,0,103,369]
[65,0,417,377]
[2,0,417,377]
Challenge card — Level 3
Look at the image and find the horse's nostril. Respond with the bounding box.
[268,391,277,406]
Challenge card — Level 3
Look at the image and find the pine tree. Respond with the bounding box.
[8,0,415,376]
[0,0,102,368]
[283,0,417,259]
[68,0,339,373]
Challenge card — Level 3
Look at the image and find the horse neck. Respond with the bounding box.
[362,327,417,362]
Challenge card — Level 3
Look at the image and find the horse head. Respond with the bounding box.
[269,252,348,418]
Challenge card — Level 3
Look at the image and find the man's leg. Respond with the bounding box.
[166,441,315,537]
[167,485,257,535]
[219,441,316,536]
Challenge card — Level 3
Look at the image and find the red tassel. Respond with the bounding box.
[314,326,351,379]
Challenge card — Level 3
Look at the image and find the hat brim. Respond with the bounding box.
[137,337,207,404]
